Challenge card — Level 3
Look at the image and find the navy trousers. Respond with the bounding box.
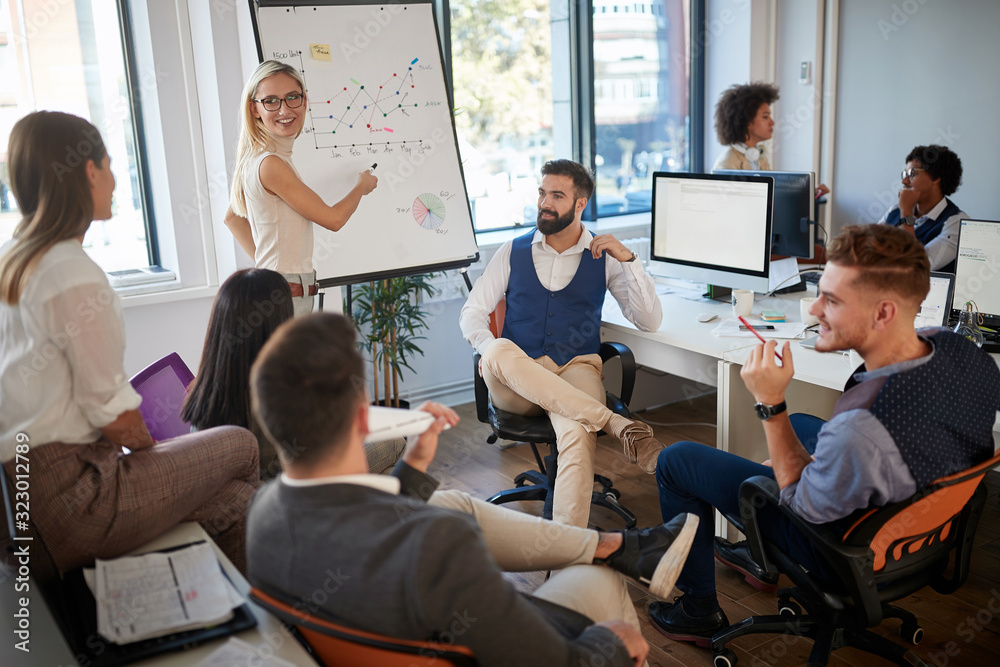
[655,413,834,597]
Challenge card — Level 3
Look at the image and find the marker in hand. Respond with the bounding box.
[370,162,378,172]
[738,315,783,361]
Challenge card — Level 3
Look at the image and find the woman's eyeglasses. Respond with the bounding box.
[901,167,925,181]
[253,93,304,111]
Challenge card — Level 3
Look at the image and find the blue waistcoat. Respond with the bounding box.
[501,231,606,366]
[885,198,962,272]
[836,330,1000,488]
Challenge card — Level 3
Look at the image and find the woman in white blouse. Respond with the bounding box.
[224,60,378,316]
[0,111,259,573]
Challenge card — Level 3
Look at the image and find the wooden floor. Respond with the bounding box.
[428,395,1000,666]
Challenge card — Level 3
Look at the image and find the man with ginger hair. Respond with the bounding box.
[648,224,999,646]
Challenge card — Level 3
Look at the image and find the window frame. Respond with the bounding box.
[116,0,160,268]
[436,0,706,230]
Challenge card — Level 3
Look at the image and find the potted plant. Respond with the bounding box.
[350,274,438,408]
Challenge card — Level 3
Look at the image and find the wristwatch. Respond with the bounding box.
[754,401,787,420]
[623,251,638,263]
[901,215,916,227]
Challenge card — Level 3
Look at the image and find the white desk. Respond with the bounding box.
[601,279,853,438]
[0,522,316,667]
[602,281,852,537]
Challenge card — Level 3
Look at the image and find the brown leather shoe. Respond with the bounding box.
[619,421,666,473]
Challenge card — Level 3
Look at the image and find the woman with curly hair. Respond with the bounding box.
[713,82,829,199]
[712,82,779,171]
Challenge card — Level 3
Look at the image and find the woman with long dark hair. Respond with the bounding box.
[182,268,293,477]
[183,268,404,479]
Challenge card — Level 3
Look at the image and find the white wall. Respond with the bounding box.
[829,0,1000,233]
[702,0,753,167]
[773,0,820,174]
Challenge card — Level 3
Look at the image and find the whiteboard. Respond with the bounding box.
[251,1,479,286]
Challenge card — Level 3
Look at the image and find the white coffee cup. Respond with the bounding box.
[731,289,754,318]
[800,297,819,326]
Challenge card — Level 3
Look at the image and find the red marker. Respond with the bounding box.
[738,315,783,361]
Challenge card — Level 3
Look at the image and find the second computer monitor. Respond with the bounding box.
[650,171,774,293]
[715,169,816,259]
[953,218,1000,329]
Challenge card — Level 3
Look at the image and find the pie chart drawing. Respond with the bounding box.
[413,193,446,230]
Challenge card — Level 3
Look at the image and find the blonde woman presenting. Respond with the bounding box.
[226,60,378,316]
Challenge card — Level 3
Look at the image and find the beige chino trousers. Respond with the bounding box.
[480,338,615,528]
[429,489,640,631]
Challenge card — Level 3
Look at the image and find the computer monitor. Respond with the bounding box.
[915,272,956,329]
[650,171,774,293]
[952,218,1000,329]
[714,169,816,258]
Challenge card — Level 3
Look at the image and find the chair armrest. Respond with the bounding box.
[600,342,636,407]
[473,353,489,424]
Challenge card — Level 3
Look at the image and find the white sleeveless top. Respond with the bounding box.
[242,135,314,274]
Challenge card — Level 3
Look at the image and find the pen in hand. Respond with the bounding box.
[738,315,783,361]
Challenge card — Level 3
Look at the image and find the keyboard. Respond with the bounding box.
[801,271,822,285]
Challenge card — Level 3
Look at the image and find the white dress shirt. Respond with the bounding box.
[0,240,141,460]
[459,227,662,356]
[879,196,967,271]
[280,471,401,494]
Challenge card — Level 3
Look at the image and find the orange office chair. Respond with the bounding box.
[473,299,638,527]
[249,587,478,667]
[710,450,1000,667]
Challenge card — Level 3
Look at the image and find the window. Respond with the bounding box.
[449,0,556,232]
[0,0,154,273]
[443,0,700,230]
[593,0,691,216]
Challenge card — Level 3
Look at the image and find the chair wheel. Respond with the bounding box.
[778,599,801,617]
[900,622,923,645]
[606,488,622,500]
[713,648,737,667]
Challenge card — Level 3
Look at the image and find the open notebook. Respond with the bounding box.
[1,472,256,667]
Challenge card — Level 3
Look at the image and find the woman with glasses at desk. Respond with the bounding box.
[879,144,967,272]
[224,60,378,316]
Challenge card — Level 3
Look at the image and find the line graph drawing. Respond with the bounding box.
[285,50,442,150]
[413,193,446,230]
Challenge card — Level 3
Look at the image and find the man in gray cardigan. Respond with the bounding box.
[246,313,698,667]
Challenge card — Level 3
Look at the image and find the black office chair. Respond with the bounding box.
[473,338,638,529]
[709,449,1000,667]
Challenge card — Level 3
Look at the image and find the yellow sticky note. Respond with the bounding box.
[310,44,332,61]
